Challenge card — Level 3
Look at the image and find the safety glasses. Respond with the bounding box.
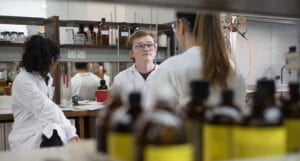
[132,43,157,52]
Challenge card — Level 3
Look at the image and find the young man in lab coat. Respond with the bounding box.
[113,30,159,104]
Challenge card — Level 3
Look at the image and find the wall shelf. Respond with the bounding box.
[0,43,24,48]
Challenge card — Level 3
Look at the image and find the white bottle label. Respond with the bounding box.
[121,32,129,37]
[101,30,109,35]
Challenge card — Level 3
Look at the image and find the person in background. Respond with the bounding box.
[147,11,246,111]
[71,62,100,100]
[91,62,111,87]
[113,29,159,104]
[9,35,79,151]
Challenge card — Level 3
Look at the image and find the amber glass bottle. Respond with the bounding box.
[184,80,209,161]
[234,80,286,158]
[204,90,242,161]
[119,23,129,46]
[108,92,143,161]
[96,86,123,153]
[135,87,193,161]
[98,18,109,46]
[284,83,300,153]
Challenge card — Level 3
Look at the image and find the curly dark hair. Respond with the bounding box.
[21,35,60,78]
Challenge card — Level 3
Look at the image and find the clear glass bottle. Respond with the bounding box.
[97,86,123,153]
[75,24,87,45]
[234,80,286,158]
[99,18,109,46]
[184,80,209,161]
[10,32,18,43]
[86,24,96,45]
[204,90,242,161]
[108,92,143,161]
[283,83,300,152]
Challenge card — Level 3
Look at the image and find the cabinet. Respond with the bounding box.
[0,123,4,151]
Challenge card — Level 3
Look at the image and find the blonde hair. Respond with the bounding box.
[127,29,156,50]
[193,12,231,88]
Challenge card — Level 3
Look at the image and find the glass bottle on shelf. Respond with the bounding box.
[86,24,96,45]
[283,83,300,153]
[233,80,285,159]
[108,92,143,161]
[97,86,123,153]
[204,90,242,161]
[10,32,18,43]
[184,80,209,161]
[99,18,109,46]
[16,32,25,43]
[135,86,192,161]
[130,23,139,35]
[119,23,129,47]
[3,32,11,42]
[75,24,87,45]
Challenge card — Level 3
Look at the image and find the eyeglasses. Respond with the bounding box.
[171,18,192,32]
[132,43,157,52]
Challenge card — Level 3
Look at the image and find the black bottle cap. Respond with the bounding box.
[257,80,275,95]
[129,92,141,105]
[190,80,209,99]
[289,46,296,52]
[101,18,106,22]
[222,90,233,101]
[100,79,106,86]
[88,24,94,30]
[79,24,84,30]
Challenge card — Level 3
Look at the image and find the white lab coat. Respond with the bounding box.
[113,64,159,105]
[9,69,77,151]
[147,46,246,110]
[71,72,100,100]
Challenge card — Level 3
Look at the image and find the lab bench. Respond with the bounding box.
[0,106,102,151]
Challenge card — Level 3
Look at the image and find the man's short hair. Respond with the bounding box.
[127,29,157,50]
[75,63,88,70]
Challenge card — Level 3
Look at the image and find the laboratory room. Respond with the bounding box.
[0,0,299,160]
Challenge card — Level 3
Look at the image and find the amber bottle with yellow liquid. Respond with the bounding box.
[283,83,300,153]
[108,92,143,161]
[233,80,286,159]
[96,86,123,153]
[135,86,193,161]
[184,80,209,161]
[203,90,242,161]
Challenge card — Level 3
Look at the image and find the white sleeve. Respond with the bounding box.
[113,73,128,101]
[146,67,180,111]
[18,81,77,140]
[71,77,80,96]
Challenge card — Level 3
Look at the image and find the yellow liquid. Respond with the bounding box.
[233,126,286,158]
[285,119,300,153]
[145,144,193,161]
[108,132,134,161]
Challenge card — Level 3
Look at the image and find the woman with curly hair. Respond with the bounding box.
[8,35,79,151]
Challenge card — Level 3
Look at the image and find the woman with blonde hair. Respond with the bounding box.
[147,11,245,110]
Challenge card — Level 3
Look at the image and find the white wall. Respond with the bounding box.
[235,20,299,85]
[0,0,46,34]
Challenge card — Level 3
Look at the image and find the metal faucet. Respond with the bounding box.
[281,65,292,84]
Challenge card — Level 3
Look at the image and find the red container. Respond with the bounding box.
[95,90,110,102]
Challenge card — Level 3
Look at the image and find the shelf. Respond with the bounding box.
[60,44,167,50]
[96,0,300,18]
[0,42,24,47]
[60,44,118,49]
[60,20,158,28]
[0,16,45,25]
